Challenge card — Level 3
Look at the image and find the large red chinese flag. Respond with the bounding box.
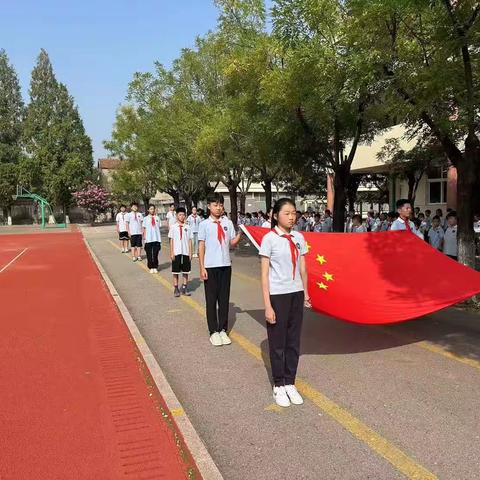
[241,225,480,325]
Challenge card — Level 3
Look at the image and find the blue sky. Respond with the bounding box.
[0,0,226,161]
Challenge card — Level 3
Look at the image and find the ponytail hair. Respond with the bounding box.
[271,198,296,229]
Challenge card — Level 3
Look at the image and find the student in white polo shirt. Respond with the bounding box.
[198,193,242,347]
[142,204,161,273]
[259,198,310,408]
[166,204,177,231]
[126,202,143,262]
[443,211,458,261]
[187,206,201,258]
[428,215,444,251]
[169,207,192,297]
[116,205,130,253]
[391,199,417,233]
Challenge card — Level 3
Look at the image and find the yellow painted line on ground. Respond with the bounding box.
[264,403,285,413]
[170,408,185,417]
[233,269,480,372]
[106,239,437,480]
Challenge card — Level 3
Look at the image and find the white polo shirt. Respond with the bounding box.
[443,225,457,256]
[126,211,143,235]
[321,217,333,232]
[391,217,416,232]
[187,214,201,233]
[428,226,444,249]
[198,216,236,268]
[259,227,307,295]
[352,224,367,233]
[116,212,128,232]
[166,211,176,229]
[262,220,271,229]
[168,222,191,256]
[142,215,161,243]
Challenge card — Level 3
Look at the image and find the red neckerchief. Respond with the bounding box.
[213,219,226,244]
[274,228,299,279]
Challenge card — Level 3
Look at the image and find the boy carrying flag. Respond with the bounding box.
[198,193,241,347]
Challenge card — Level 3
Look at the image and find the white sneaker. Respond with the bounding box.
[192,254,198,258]
[284,384,304,405]
[209,332,223,347]
[219,330,232,345]
[153,269,158,274]
[137,256,142,261]
[150,268,155,273]
[273,386,290,408]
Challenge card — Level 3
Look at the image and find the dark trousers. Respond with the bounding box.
[267,291,304,387]
[145,241,161,269]
[204,267,232,334]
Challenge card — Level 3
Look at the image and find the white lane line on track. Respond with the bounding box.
[0,248,28,274]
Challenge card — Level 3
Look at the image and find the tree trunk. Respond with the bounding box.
[228,185,239,227]
[262,179,273,211]
[239,192,246,213]
[347,174,361,212]
[457,135,478,268]
[332,166,348,232]
[142,196,150,212]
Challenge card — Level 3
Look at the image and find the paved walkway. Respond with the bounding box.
[0,231,201,480]
[84,225,480,480]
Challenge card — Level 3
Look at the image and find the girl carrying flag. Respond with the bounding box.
[259,198,310,407]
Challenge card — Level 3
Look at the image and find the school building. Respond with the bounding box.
[339,125,458,214]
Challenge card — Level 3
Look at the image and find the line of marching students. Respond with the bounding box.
[115,194,311,408]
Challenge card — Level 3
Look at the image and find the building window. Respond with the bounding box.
[427,164,448,204]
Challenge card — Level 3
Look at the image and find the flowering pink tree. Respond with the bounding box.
[73,181,111,223]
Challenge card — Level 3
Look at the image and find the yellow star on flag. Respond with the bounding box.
[323,272,334,282]
[317,282,328,291]
[316,254,326,265]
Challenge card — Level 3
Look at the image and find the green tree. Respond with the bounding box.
[22,49,93,213]
[0,49,24,221]
[351,0,480,265]
[268,0,386,231]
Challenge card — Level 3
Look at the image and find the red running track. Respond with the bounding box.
[0,232,200,480]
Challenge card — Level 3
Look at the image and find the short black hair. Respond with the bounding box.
[176,207,186,214]
[432,215,441,221]
[446,211,457,219]
[207,192,224,205]
[148,204,155,209]
[130,202,138,207]
[325,209,331,215]
[352,214,362,222]
[425,209,431,214]
[120,204,126,209]
[396,199,411,209]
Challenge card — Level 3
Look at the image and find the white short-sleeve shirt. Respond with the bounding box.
[352,224,367,233]
[198,216,236,268]
[126,211,143,235]
[391,217,416,232]
[168,223,191,256]
[142,215,161,243]
[116,212,128,232]
[443,225,457,256]
[321,217,333,232]
[261,220,271,229]
[166,211,176,229]
[428,226,444,249]
[187,214,201,233]
[259,227,307,295]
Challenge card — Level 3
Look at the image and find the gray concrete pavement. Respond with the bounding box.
[84,225,480,480]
